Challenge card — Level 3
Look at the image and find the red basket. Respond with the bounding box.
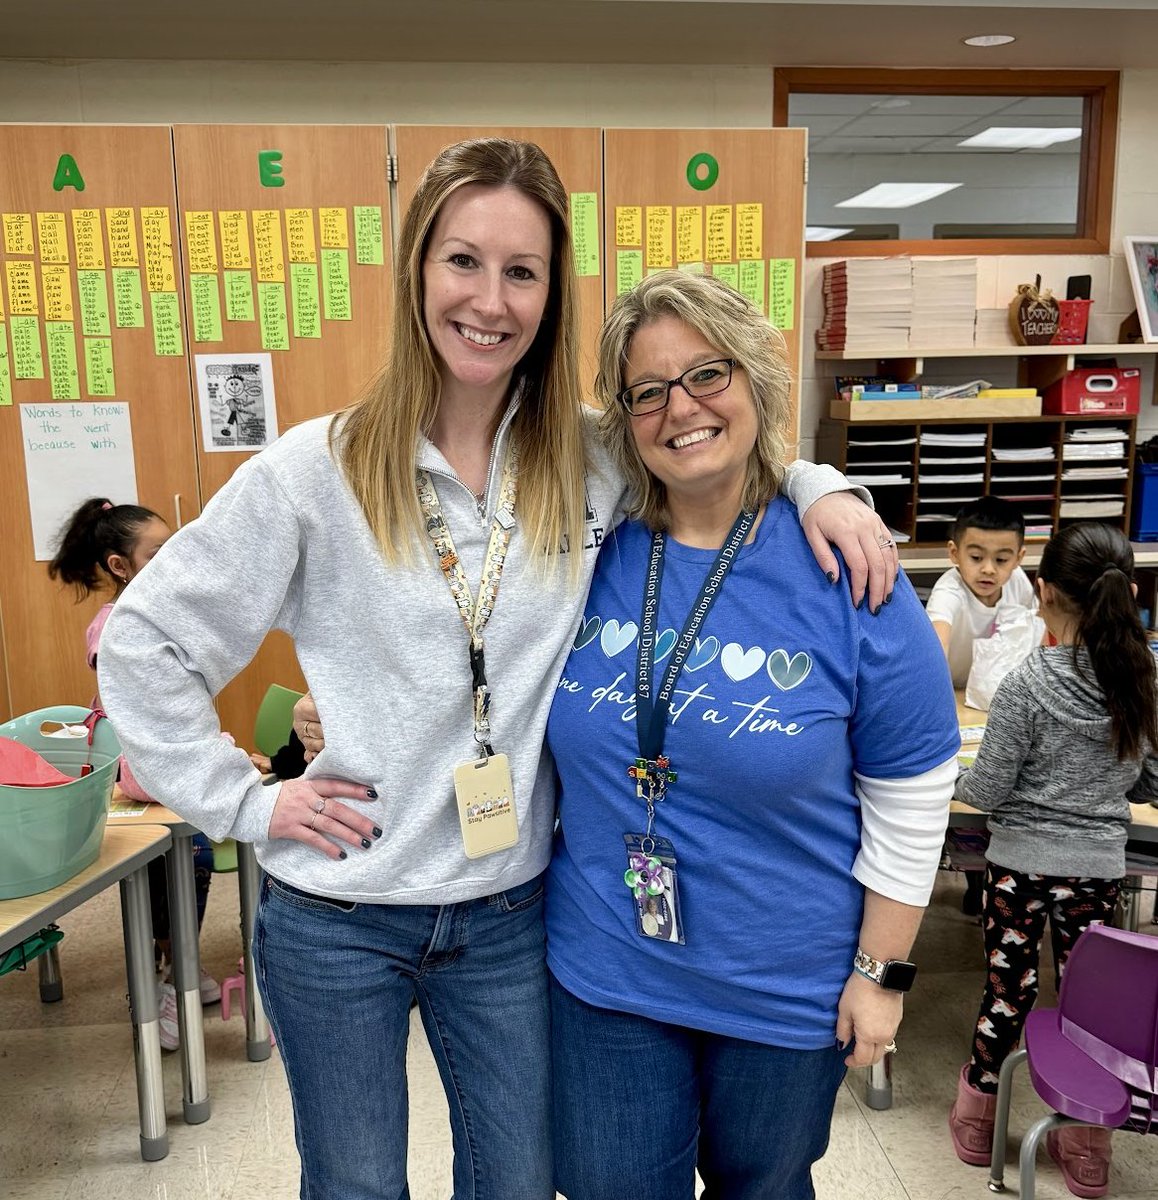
[1053,298,1093,344]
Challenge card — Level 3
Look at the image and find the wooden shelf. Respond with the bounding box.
[815,343,1158,390]
[819,411,1137,550]
[900,544,1158,573]
[816,344,1158,361]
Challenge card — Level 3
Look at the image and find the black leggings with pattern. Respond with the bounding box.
[966,862,1120,1094]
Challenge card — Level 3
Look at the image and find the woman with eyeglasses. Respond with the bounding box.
[545,270,960,1200]
[101,138,899,1200]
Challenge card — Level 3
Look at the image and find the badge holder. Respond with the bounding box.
[623,832,684,944]
[453,640,518,859]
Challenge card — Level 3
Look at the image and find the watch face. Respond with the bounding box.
[880,960,918,992]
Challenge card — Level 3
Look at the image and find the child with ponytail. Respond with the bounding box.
[947,522,1158,1196]
[49,499,219,1049]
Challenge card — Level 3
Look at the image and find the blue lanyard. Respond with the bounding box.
[634,510,756,762]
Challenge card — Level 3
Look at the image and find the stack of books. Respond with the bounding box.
[909,259,978,349]
[974,308,1019,348]
[818,259,912,352]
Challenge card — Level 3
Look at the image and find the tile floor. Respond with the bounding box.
[1,870,1155,1199]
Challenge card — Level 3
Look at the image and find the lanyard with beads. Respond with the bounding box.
[416,451,518,756]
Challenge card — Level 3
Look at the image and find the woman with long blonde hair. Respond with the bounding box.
[100,138,895,1198]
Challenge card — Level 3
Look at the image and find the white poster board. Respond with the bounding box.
[194,352,279,451]
[20,401,138,561]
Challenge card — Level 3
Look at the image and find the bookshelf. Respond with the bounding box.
[818,413,1137,549]
[815,343,1158,391]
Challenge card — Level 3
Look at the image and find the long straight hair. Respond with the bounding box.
[334,138,588,576]
[1038,522,1158,759]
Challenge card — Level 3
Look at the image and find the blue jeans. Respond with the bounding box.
[550,975,846,1200]
[255,873,552,1200]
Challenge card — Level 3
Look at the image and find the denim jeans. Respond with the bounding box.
[550,974,846,1200]
[255,872,552,1200]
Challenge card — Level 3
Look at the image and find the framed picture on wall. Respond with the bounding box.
[1123,235,1158,343]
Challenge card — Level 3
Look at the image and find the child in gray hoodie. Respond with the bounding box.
[947,522,1158,1197]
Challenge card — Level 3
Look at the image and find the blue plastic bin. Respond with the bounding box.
[0,706,120,900]
[1132,462,1158,542]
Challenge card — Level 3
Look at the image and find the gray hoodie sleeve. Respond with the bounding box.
[781,461,873,513]
[954,671,1032,813]
[97,455,303,843]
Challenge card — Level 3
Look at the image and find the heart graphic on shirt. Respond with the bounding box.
[573,615,601,650]
[654,628,678,663]
[684,636,720,672]
[766,649,812,691]
[600,619,639,658]
[721,643,766,682]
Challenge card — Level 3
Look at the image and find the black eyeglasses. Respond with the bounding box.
[617,359,736,417]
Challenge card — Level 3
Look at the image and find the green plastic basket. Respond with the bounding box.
[0,706,121,900]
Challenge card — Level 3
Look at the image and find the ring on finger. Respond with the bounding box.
[305,720,316,739]
[313,797,326,814]
[876,532,894,550]
[884,1040,898,1055]
[309,811,320,831]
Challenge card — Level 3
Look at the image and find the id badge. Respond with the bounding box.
[454,753,519,859]
[623,833,685,945]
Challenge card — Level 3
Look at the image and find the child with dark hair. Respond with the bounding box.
[947,522,1158,1197]
[926,496,1038,915]
[49,498,219,1050]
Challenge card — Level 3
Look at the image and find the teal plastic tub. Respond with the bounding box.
[0,706,121,900]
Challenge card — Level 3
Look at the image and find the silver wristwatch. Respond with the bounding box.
[854,947,917,992]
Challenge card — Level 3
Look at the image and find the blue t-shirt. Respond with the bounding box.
[545,498,959,1049]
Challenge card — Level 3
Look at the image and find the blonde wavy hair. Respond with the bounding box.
[334,138,589,574]
[595,271,792,530]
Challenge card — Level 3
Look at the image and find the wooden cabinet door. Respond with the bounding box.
[0,125,198,717]
[171,124,393,740]
[394,126,605,392]
[602,129,807,446]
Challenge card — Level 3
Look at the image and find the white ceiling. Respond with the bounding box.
[2,2,1158,67]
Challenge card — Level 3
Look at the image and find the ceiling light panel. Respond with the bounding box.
[835,182,963,209]
[958,127,1083,149]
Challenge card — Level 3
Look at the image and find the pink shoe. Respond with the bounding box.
[1046,1126,1112,1198]
[948,1064,997,1166]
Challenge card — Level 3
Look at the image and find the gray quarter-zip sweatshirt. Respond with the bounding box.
[97,406,864,904]
[956,645,1158,878]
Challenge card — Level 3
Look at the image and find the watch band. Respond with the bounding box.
[854,947,917,992]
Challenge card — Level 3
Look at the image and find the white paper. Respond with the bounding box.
[195,353,278,452]
[20,402,139,561]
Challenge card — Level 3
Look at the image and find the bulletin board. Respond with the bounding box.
[394,126,605,393]
[602,129,807,446]
[171,124,394,738]
[0,124,200,716]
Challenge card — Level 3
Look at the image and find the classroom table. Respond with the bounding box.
[109,792,273,1066]
[864,694,1158,1113]
[0,824,173,1161]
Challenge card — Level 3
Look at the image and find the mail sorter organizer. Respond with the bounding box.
[817,412,1137,549]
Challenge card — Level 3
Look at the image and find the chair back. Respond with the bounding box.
[1058,924,1158,1133]
[253,684,305,757]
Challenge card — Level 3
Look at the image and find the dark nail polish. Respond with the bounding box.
[856,596,865,610]
[372,826,383,838]
[361,837,371,849]
[339,850,348,860]
[367,788,379,799]
[884,593,893,605]
[826,570,836,584]
[872,604,882,616]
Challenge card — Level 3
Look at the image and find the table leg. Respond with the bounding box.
[1116,875,1142,933]
[38,942,63,1003]
[865,1049,894,1110]
[119,865,169,1162]
[237,843,271,1062]
[166,833,210,1123]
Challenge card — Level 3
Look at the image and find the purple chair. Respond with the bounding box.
[987,924,1158,1198]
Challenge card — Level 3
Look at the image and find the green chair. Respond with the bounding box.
[210,684,304,874]
[253,684,305,758]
